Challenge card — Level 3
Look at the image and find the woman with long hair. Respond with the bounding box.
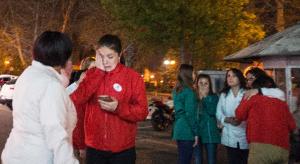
[194,74,220,164]
[216,68,248,164]
[172,64,198,164]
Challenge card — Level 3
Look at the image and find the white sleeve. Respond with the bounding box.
[66,82,78,95]
[261,88,286,101]
[40,82,79,164]
[216,93,226,125]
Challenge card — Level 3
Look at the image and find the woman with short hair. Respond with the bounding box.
[1,31,78,164]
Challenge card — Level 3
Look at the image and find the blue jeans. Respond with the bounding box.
[177,140,194,164]
[194,143,217,164]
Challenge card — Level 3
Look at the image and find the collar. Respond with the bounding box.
[31,60,62,83]
[105,63,124,75]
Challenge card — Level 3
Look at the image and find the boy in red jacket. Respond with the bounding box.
[71,34,148,164]
[236,75,296,164]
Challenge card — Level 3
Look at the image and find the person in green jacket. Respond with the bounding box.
[194,74,220,164]
[172,64,199,164]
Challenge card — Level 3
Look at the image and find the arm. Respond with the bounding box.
[235,97,253,121]
[184,91,199,136]
[202,95,219,116]
[72,104,86,150]
[40,83,78,164]
[216,94,226,125]
[70,68,104,105]
[116,76,148,122]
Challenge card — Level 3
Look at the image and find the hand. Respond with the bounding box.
[230,118,241,126]
[244,89,258,100]
[224,117,241,126]
[224,117,234,123]
[88,61,96,69]
[79,149,86,159]
[95,51,105,71]
[98,96,118,112]
[76,72,86,85]
[199,88,209,99]
[193,136,199,147]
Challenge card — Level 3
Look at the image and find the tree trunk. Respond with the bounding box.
[61,0,75,32]
[15,31,26,66]
[33,2,40,40]
[180,37,186,64]
[276,0,285,32]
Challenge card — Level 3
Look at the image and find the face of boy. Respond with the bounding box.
[96,46,120,72]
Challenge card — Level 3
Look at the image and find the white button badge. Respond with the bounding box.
[113,83,122,92]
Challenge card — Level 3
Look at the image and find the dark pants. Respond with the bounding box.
[177,140,194,164]
[194,143,217,164]
[86,147,136,164]
[225,145,249,164]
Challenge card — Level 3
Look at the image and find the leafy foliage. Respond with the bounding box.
[101,0,265,70]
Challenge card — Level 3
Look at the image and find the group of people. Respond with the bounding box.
[172,64,296,164]
[1,31,149,164]
[0,30,297,164]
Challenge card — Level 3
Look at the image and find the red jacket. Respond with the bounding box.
[72,103,86,149]
[235,94,296,150]
[71,64,148,152]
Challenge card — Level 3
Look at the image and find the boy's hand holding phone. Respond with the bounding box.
[98,95,118,112]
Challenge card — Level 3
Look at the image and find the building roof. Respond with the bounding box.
[224,22,300,62]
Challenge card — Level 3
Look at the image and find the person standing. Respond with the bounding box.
[216,68,248,164]
[194,74,220,164]
[172,64,198,164]
[236,75,296,164]
[244,67,285,101]
[70,34,148,164]
[68,57,96,162]
[1,31,78,164]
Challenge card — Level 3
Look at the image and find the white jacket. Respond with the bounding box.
[1,61,78,164]
[216,89,248,149]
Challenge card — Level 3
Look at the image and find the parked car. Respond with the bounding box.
[0,78,17,109]
[0,74,18,88]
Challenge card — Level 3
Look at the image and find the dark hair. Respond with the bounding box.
[196,74,214,95]
[246,67,267,79]
[252,75,277,88]
[174,64,194,93]
[97,34,122,55]
[221,68,246,95]
[33,31,72,67]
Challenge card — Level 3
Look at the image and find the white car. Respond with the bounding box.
[0,74,18,88]
[0,78,17,109]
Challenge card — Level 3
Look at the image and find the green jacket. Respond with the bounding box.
[197,94,221,144]
[172,87,198,141]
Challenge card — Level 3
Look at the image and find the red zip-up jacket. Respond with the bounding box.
[71,64,148,152]
[72,103,86,149]
[235,94,296,150]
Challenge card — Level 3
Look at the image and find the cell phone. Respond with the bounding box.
[98,96,113,102]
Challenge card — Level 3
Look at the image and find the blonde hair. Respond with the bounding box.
[80,57,95,70]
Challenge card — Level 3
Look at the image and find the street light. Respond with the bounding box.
[163,59,175,65]
[4,60,10,66]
